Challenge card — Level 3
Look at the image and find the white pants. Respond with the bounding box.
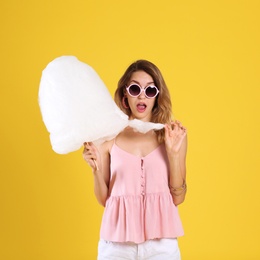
[98,238,181,260]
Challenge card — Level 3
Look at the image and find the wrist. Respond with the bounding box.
[169,180,187,196]
[167,151,181,162]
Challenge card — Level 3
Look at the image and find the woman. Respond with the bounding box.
[83,60,187,260]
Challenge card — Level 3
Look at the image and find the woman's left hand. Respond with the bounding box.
[164,120,187,155]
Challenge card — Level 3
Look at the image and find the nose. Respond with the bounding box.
[138,89,146,99]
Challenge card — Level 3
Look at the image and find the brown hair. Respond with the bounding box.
[114,59,173,143]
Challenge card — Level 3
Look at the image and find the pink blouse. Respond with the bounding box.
[100,143,184,243]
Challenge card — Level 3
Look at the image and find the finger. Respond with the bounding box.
[164,124,172,138]
[83,146,89,155]
[83,143,90,152]
[175,121,187,133]
[169,123,176,132]
[170,121,176,130]
[83,153,98,169]
[85,147,97,158]
[92,159,99,170]
[177,123,185,135]
[176,120,183,128]
[84,141,97,153]
[83,151,96,160]
[165,123,171,130]
[171,121,180,133]
[83,149,96,161]
[86,159,96,169]
[179,128,187,138]
[84,141,94,147]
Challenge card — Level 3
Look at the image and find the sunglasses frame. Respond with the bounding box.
[126,83,159,99]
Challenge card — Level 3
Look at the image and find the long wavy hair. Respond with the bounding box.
[114,59,173,143]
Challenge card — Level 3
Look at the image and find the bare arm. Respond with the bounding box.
[83,141,111,206]
[165,121,188,205]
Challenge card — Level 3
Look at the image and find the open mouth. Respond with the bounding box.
[137,103,147,113]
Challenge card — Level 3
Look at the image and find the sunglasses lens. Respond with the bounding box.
[129,84,141,96]
[146,86,158,98]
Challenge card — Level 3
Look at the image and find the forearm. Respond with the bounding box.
[83,141,111,207]
[168,153,187,205]
[92,169,109,207]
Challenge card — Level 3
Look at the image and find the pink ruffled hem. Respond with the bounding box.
[100,192,184,244]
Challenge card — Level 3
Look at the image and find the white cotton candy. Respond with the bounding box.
[38,56,164,154]
[129,119,164,133]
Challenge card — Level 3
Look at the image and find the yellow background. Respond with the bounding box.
[1,0,259,259]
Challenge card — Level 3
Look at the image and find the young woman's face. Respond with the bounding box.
[125,70,157,122]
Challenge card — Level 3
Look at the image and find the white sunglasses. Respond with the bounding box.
[126,84,159,98]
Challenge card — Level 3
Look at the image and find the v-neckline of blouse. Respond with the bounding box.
[112,143,163,159]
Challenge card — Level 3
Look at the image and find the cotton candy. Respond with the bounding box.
[38,56,164,154]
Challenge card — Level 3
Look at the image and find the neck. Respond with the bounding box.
[124,126,155,136]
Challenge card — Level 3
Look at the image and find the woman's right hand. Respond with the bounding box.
[82,142,100,172]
